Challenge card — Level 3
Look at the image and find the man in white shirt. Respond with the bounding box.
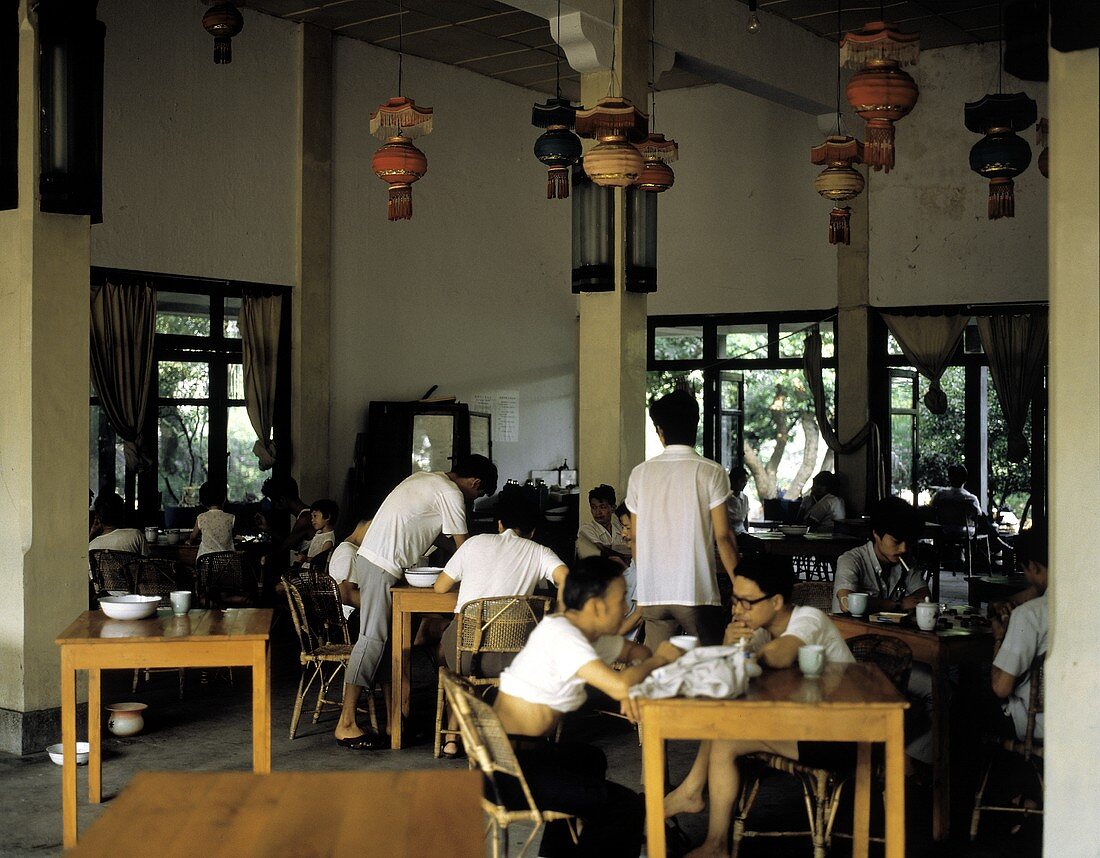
[664,560,855,856]
[329,519,371,622]
[626,390,740,648]
[797,471,846,533]
[494,557,684,857]
[334,455,497,749]
[931,464,984,536]
[575,484,631,567]
[726,466,750,535]
[88,493,147,556]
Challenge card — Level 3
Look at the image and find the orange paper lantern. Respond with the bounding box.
[369,96,433,221]
[634,132,678,193]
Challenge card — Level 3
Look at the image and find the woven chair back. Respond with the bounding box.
[307,546,333,574]
[129,558,182,606]
[281,573,322,656]
[847,633,913,692]
[297,570,350,646]
[456,595,552,658]
[791,581,833,613]
[196,551,251,604]
[88,550,141,595]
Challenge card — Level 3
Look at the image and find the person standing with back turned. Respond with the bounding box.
[626,390,741,647]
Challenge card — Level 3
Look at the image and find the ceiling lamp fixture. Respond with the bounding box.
[811,136,865,245]
[531,0,581,200]
[841,20,920,172]
[747,0,762,33]
[202,3,244,64]
[634,0,678,194]
[964,93,1036,219]
[576,97,647,188]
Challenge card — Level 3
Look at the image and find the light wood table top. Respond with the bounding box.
[390,586,458,749]
[57,607,272,644]
[70,770,484,856]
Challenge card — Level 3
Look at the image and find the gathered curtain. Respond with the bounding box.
[90,281,157,472]
[880,313,969,414]
[802,326,886,502]
[977,313,1048,462]
[240,294,281,470]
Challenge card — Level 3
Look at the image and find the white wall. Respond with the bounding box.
[91,1,298,286]
[869,43,1048,307]
[328,38,576,496]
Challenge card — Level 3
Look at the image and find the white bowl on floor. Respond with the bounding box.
[405,567,444,588]
[99,595,161,620]
[46,742,90,766]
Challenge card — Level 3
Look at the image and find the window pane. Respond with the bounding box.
[89,404,125,500]
[987,376,1034,529]
[227,406,264,502]
[653,326,703,361]
[156,291,211,336]
[891,374,915,410]
[224,296,241,339]
[412,414,455,472]
[778,321,833,358]
[887,332,905,356]
[158,405,209,508]
[718,324,767,359]
[891,412,915,501]
[915,366,965,504]
[645,370,704,458]
[228,363,244,400]
[159,361,209,398]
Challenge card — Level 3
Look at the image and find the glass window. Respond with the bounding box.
[158,404,209,507]
[89,404,125,499]
[224,296,242,339]
[718,324,767,359]
[411,413,455,473]
[227,405,264,502]
[887,332,905,356]
[159,361,210,399]
[227,362,244,400]
[156,291,211,336]
[987,381,1034,527]
[645,370,704,458]
[653,326,704,361]
[780,321,833,358]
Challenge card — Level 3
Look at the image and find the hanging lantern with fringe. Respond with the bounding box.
[810,135,865,245]
[964,92,1036,219]
[841,21,920,172]
[202,3,244,64]
[575,97,648,188]
[369,96,433,221]
[634,132,678,193]
[532,97,582,200]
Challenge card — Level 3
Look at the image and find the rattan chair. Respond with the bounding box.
[793,555,834,581]
[439,668,577,858]
[434,595,552,758]
[88,549,140,597]
[732,635,915,858]
[282,571,378,739]
[126,557,187,697]
[791,581,834,613]
[196,551,254,608]
[970,654,1044,840]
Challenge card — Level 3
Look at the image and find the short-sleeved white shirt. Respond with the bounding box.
[89,529,147,556]
[832,541,927,613]
[444,529,563,613]
[306,530,336,558]
[327,540,359,619]
[625,445,731,607]
[499,616,625,712]
[762,606,855,665]
[993,594,1047,740]
[358,472,468,578]
[196,509,235,558]
[727,493,749,534]
[799,494,846,532]
[576,516,632,559]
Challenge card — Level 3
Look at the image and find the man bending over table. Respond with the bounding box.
[334,454,497,749]
[664,559,854,858]
[494,556,684,857]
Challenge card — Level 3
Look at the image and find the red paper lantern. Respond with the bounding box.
[810,135,865,245]
[369,96,433,221]
[634,132,678,193]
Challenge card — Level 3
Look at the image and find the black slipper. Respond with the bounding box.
[336,733,386,751]
[441,741,464,760]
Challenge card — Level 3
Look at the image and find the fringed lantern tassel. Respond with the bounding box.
[547,166,570,200]
[213,37,233,64]
[864,121,896,172]
[988,178,1015,219]
[828,207,852,245]
[387,185,413,221]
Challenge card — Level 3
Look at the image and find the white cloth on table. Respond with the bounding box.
[629,645,762,700]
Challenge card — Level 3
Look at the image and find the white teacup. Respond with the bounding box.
[669,635,700,652]
[916,601,938,631]
[170,590,192,615]
[846,592,869,617]
[144,527,158,542]
[166,530,180,545]
[798,644,826,678]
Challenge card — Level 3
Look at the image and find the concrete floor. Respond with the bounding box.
[0,572,1041,857]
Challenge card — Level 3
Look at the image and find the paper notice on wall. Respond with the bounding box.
[472,393,493,414]
[472,391,519,443]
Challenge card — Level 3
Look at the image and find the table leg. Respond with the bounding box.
[88,668,101,804]
[852,742,871,858]
[60,648,77,849]
[253,640,271,773]
[931,652,950,840]
[885,711,907,858]
[389,603,410,750]
[641,721,666,858]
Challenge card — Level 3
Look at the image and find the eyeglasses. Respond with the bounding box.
[733,594,773,610]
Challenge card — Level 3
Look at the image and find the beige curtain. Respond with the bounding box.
[240,294,281,470]
[880,313,969,414]
[977,313,1048,462]
[90,281,156,471]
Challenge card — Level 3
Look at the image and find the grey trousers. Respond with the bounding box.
[641,604,725,648]
[345,559,398,688]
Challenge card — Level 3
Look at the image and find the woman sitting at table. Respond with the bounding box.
[663,559,853,858]
[88,492,147,556]
[189,482,235,559]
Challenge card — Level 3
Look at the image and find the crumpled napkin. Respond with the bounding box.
[629,645,763,700]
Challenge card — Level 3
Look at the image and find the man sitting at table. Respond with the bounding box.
[88,492,147,556]
[333,454,497,750]
[931,463,983,536]
[576,483,631,568]
[833,495,935,767]
[663,559,854,858]
[494,557,683,857]
[797,471,846,533]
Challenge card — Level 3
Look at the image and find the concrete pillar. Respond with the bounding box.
[576,0,649,496]
[1045,45,1099,854]
[0,2,90,754]
[290,24,332,502]
[834,171,872,513]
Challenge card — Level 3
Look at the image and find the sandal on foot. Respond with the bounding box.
[441,740,464,760]
[336,733,386,751]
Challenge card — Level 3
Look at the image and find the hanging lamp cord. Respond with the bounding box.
[397,0,404,96]
[555,0,562,99]
[836,0,843,135]
[649,0,656,126]
[607,0,617,97]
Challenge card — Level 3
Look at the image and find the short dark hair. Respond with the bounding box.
[947,464,968,487]
[311,499,339,525]
[588,484,616,505]
[1015,522,1048,569]
[93,492,126,528]
[869,496,921,545]
[199,481,226,508]
[615,502,629,520]
[453,454,498,496]
[734,556,794,603]
[648,390,699,446]
[812,471,839,496]
[261,476,300,504]
[729,465,749,487]
[497,494,540,535]
[562,556,623,611]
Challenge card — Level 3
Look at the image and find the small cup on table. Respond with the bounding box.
[170,590,192,615]
[845,592,869,617]
[798,644,825,678]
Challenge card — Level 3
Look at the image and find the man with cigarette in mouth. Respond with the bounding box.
[832,496,936,770]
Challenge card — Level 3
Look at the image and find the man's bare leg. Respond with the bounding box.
[685,740,756,858]
[664,740,711,817]
[335,682,364,740]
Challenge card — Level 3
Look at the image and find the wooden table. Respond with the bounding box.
[742,531,863,560]
[967,574,1031,610]
[70,769,483,855]
[56,608,273,848]
[640,663,907,858]
[389,587,458,749]
[831,613,992,841]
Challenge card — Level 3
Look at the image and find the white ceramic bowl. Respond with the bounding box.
[405,567,444,588]
[780,525,810,537]
[46,742,90,766]
[99,595,161,620]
